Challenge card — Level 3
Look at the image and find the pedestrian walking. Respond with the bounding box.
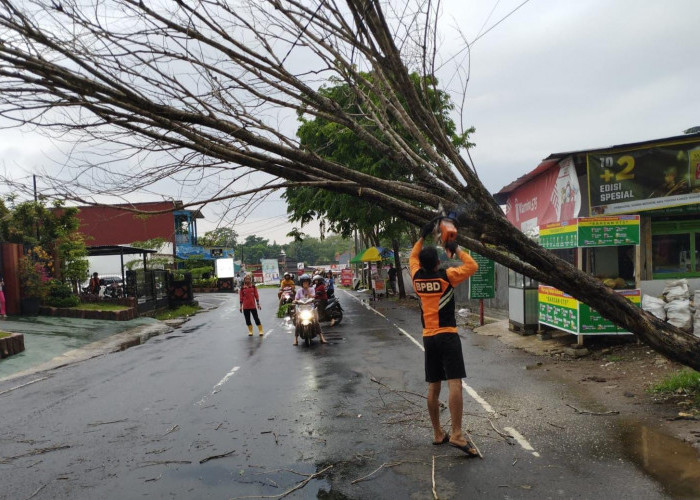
[89,272,100,295]
[239,274,264,336]
[387,263,397,296]
[0,275,6,318]
[410,221,479,456]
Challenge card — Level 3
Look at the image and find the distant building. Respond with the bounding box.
[74,201,231,273]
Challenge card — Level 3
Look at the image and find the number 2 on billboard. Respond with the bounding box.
[599,155,635,182]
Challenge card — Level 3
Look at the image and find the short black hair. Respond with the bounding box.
[419,246,439,270]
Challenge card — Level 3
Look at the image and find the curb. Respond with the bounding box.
[0,322,172,383]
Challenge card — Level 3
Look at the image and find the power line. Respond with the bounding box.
[471,0,533,46]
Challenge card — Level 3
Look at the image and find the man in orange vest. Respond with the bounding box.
[409,221,479,456]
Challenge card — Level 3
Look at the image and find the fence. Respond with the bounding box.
[126,269,170,313]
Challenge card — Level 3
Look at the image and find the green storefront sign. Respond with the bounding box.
[538,215,641,335]
[468,251,495,299]
[540,216,640,249]
[538,286,640,335]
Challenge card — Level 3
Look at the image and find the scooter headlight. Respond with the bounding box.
[299,310,313,324]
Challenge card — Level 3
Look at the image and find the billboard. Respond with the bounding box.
[587,139,700,215]
[504,156,581,235]
[261,259,281,285]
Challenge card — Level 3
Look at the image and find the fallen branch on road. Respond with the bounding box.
[370,376,446,410]
[139,460,192,468]
[163,424,179,436]
[1,444,70,463]
[230,464,333,500]
[23,483,46,500]
[199,450,235,464]
[351,459,425,484]
[88,419,128,427]
[488,419,513,440]
[566,403,619,416]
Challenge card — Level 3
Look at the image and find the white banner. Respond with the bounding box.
[261,259,281,284]
[215,258,235,278]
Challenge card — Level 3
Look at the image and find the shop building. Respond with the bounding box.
[495,132,700,330]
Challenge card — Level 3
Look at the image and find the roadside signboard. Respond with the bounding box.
[340,268,353,286]
[215,257,235,278]
[468,251,495,299]
[538,285,640,335]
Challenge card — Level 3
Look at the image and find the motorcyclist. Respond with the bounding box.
[293,274,327,345]
[278,272,296,304]
[313,274,336,327]
[325,270,335,298]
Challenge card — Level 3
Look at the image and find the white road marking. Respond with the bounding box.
[0,376,50,396]
[344,289,540,457]
[462,381,496,415]
[263,329,273,338]
[212,366,240,393]
[396,326,425,351]
[196,366,240,406]
[504,427,540,457]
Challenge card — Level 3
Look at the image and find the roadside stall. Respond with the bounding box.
[537,215,641,343]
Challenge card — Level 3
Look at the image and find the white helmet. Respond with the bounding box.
[312,274,324,284]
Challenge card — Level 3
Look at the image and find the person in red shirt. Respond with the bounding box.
[239,274,264,336]
[410,221,478,456]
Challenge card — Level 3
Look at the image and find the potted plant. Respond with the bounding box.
[18,251,50,315]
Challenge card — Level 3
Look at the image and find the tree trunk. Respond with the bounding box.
[454,207,700,371]
[391,238,406,299]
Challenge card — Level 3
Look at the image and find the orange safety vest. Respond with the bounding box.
[409,239,478,337]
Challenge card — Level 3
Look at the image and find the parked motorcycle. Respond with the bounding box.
[319,296,343,325]
[294,297,321,346]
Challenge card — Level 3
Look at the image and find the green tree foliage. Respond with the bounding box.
[198,227,238,248]
[236,235,281,265]
[285,73,473,245]
[130,237,167,250]
[0,197,89,288]
[284,234,353,266]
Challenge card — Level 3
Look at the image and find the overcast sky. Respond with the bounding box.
[2,1,699,245]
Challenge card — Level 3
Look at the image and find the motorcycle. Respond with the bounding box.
[279,285,295,307]
[294,297,321,346]
[319,296,343,325]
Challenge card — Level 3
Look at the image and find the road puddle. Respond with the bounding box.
[619,419,700,498]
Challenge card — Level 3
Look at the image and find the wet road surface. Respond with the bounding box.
[0,289,694,499]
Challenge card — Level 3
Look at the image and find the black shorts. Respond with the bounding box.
[423,332,466,383]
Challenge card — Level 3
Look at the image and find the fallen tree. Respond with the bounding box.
[0,0,699,369]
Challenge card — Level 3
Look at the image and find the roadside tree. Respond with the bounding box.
[0,1,698,368]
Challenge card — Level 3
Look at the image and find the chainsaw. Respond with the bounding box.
[430,204,458,248]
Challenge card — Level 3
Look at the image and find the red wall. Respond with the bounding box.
[76,202,176,247]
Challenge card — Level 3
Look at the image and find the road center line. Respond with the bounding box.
[504,427,540,457]
[196,366,240,406]
[345,290,539,456]
[212,366,239,393]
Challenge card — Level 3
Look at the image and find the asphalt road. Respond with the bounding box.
[0,289,675,499]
